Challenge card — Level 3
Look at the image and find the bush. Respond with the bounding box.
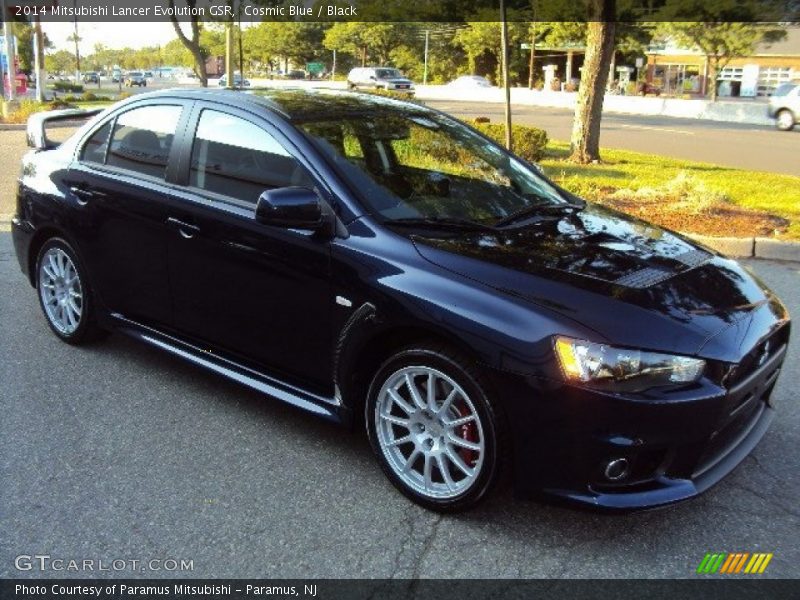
[473,116,491,124]
[53,81,84,93]
[472,121,549,163]
[358,88,424,104]
[0,98,74,124]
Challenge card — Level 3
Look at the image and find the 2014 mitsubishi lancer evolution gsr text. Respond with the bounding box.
[12,89,790,512]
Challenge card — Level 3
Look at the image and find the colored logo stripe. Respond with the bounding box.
[697,552,773,574]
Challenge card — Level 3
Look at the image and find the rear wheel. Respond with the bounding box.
[36,238,104,344]
[366,346,507,512]
[776,109,795,131]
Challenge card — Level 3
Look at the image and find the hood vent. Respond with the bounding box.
[614,249,710,289]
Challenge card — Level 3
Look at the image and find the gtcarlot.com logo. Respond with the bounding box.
[15,554,194,573]
[696,552,773,574]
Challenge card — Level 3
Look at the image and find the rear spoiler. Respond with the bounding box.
[26,108,105,150]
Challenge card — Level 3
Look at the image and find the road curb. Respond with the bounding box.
[684,233,800,262]
[754,237,800,262]
[0,123,26,131]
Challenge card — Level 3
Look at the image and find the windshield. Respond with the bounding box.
[376,69,402,79]
[772,83,797,97]
[299,111,570,225]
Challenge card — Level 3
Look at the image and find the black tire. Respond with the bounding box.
[775,109,795,131]
[365,345,508,512]
[35,237,105,345]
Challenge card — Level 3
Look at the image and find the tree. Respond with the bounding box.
[162,38,194,68]
[167,0,208,86]
[45,49,75,75]
[452,12,528,84]
[324,23,408,67]
[11,22,52,75]
[569,0,616,163]
[658,20,786,101]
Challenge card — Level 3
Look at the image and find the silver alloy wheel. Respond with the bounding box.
[375,366,485,499]
[39,247,83,335]
[777,110,794,130]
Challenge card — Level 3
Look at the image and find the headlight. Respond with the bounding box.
[554,336,705,393]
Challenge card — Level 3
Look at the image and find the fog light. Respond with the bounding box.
[604,458,630,481]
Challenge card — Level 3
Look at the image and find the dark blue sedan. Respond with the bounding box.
[11,89,790,511]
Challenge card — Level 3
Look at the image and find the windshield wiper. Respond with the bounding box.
[494,202,582,228]
[385,217,499,234]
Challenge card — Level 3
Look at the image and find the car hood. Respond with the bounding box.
[410,204,786,361]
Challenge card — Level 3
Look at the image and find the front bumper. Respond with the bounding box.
[500,328,788,511]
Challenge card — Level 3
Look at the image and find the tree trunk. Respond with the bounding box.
[528,27,536,89]
[168,0,207,87]
[709,57,718,102]
[569,2,616,164]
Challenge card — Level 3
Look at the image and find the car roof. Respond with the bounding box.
[120,87,432,122]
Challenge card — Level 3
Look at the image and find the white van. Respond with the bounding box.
[347,67,415,95]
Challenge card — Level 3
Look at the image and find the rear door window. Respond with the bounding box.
[106,105,182,179]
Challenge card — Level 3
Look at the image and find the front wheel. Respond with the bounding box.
[776,109,795,131]
[366,346,507,512]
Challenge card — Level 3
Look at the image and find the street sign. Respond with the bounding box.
[520,43,531,50]
[306,62,324,76]
[635,57,644,68]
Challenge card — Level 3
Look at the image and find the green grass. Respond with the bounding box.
[540,141,800,240]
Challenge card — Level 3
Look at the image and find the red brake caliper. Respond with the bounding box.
[453,401,479,467]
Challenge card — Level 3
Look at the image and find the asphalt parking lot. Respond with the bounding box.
[1,230,798,578]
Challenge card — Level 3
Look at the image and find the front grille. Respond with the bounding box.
[725,326,789,389]
[693,338,786,478]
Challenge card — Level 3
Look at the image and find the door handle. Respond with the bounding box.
[69,186,102,206]
[167,217,201,239]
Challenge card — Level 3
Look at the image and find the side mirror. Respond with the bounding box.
[256,187,330,233]
[369,75,376,81]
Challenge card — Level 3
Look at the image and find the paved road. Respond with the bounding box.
[426,100,800,177]
[1,229,798,578]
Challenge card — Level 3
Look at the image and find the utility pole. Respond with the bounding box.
[528,22,536,89]
[72,1,81,81]
[34,16,45,101]
[2,0,16,102]
[331,49,336,81]
[500,0,512,151]
[422,29,429,86]
[225,21,234,89]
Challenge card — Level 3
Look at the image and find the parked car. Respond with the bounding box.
[768,82,799,131]
[14,90,790,512]
[218,73,251,88]
[111,69,122,83]
[143,71,154,79]
[82,72,100,84]
[448,75,493,88]
[347,67,415,95]
[123,72,147,87]
[285,70,306,80]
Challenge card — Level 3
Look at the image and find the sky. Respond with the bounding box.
[43,22,180,53]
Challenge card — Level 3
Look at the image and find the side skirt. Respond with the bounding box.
[110,313,347,425]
